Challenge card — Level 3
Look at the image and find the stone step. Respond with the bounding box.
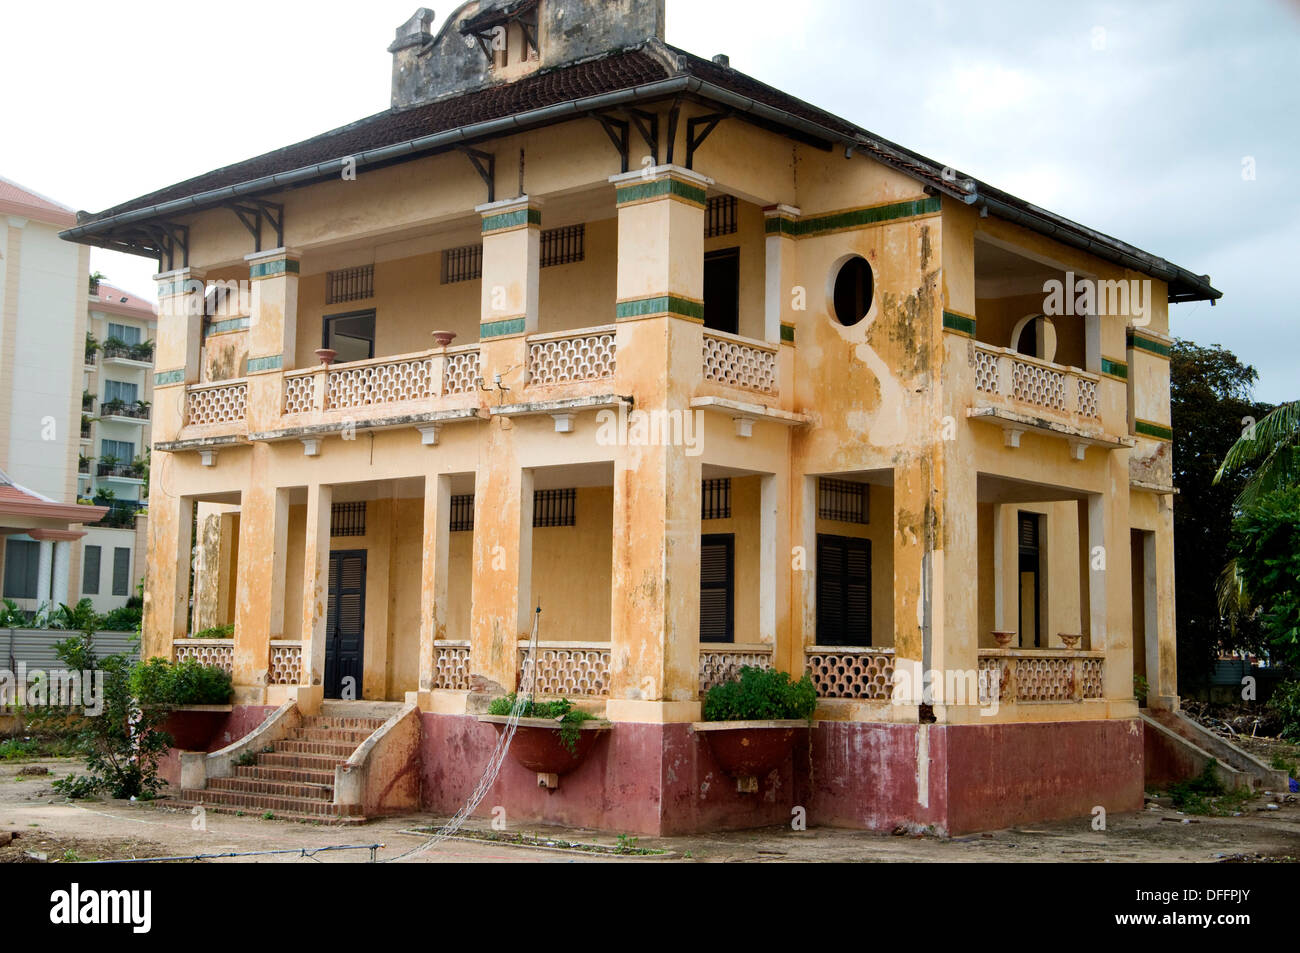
[318,700,404,720]
[276,739,359,758]
[180,788,361,818]
[301,714,387,728]
[209,776,333,801]
[169,799,368,827]
[259,752,350,771]
[235,764,337,786]
[293,726,375,744]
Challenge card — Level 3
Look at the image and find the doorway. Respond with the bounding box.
[324,550,366,699]
[1017,512,1042,648]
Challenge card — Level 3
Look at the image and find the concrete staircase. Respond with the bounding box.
[176,705,400,824]
[1142,708,1290,792]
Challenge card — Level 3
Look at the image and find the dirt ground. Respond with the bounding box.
[1,759,1298,863]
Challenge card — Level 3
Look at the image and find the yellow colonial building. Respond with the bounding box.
[61,0,1218,833]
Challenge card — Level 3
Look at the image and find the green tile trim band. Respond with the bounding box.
[480,317,527,339]
[1127,330,1172,358]
[615,295,705,321]
[764,196,941,237]
[1134,419,1173,441]
[249,258,300,279]
[481,208,542,233]
[154,369,185,386]
[780,323,796,343]
[942,311,976,336]
[615,178,708,208]
[1100,357,1128,379]
[247,355,283,373]
[207,317,250,335]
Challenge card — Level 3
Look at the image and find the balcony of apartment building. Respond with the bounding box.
[163,180,794,454]
[949,239,1134,464]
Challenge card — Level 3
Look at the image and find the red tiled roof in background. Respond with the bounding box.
[91,281,156,320]
[0,175,77,227]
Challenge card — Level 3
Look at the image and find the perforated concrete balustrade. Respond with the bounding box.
[432,641,471,690]
[174,638,234,674]
[970,342,1100,420]
[185,380,248,426]
[978,650,1106,705]
[268,642,303,685]
[527,328,617,385]
[279,347,482,415]
[699,645,773,695]
[805,647,895,700]
[517,644,611,697]
[702,332,778,394]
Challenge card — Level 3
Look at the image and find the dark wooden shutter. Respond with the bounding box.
[82,545,101,595]
[816,534,871,646]
[325,550,367,698]
[111,547,131,596]
[699,534,734,643]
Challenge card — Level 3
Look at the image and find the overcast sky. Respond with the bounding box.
[2,0,1295,402]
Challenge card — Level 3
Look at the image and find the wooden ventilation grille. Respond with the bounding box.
[1019,513,1039,554]
[705,195,738,238]
[818,478,868,524]
[442,244,483,284]
[533,488,576,527]
[450,494,475,532]
[330,501,367,537]
[326,265,374,304]
[702,478,732,520]
[540,225,585,268]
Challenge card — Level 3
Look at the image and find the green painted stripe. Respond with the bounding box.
[249,258,300,279]
[615,295,705,321]
[247,355,283,373]
[763,216,799,237]
[154,369,185,386]
[780,323,796,343]
[767,197,941,238]
[1127,330,1171,358]
[615,178,708,207]
[156,279,191,297]
[943,311,976,336]
[1134,419,1173,441]
[207,317,250,335]
[1100,357,1128,379]
[480,317,527,339]
[481,208,542,233]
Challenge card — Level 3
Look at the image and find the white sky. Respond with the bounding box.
[2,0,1295,401]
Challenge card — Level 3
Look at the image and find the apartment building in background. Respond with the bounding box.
[0,174,147,614]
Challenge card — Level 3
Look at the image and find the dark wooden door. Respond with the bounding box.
[324,550,366,699]
[700,533,735,643]
[703,248,740,334]
[816,534,871,646]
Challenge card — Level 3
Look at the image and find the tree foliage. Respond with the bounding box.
[1230,486,1300,665]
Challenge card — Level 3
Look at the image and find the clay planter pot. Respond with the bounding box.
[1058,633,1082,650]
[992,631,1017,648]
[478,715,610,781]
[314,347,337,366]
[693,720,808,788]
[431,330,457,348]
[160,705,232,751]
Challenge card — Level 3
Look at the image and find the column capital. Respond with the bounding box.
[245,247,301,279]
[611,165,713,208]
[477,195,542,234]
[763,204,803,237]
[154,266,207,301]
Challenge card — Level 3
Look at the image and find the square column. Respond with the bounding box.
[1150,498,1178,709]
[233,463,290,702]
[51,541,71,610]
[468,462,533,696]
[34,539,53,609]
[244,248,300,433]
[416,473,452,701]
[763,204,801,346]
[301,482,333,689]
[191,506,224,633]
[152,267,205,443]
[141,493,194,661]
[606,164,713,723]
[477,196,541,341]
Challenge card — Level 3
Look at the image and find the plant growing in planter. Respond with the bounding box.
[696,666,817,791]
[480,692,610,788]
[101,398,127,417]
[130,340,155,361]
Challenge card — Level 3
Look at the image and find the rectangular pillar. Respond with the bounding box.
[244,248,299,433]
[477,196,540,341]
[301,483,333,689]
[468,464,532,696]
[141,493,193,661]
[417,473,452,698]
[152,268,205,444]
[233,466,290,701]
[763,205,800,346]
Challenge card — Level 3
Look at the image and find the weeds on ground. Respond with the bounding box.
[1167,762,1254,816]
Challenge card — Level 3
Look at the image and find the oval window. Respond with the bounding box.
[833,256,874,326]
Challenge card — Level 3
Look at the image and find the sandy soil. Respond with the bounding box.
[1,759,1298,863]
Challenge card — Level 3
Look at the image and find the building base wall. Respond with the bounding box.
[158,705,276,788]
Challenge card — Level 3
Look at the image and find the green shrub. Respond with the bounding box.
[129,657,232,706]
[100,605,143,632]
[488,693,597,753]
[192,624,234,640]
[1268,680,1300,742]
[702,666,817,722]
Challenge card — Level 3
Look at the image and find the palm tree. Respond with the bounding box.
[1214,400,1300,508]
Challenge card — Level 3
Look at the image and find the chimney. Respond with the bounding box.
[391,8,436,50]
[712,53,730,68]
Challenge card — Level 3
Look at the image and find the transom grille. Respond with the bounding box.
[450,494,475,532]
[441,244,483,284]
[330,501,366,537]
[540,225,585,268]
[326,265,374,304]
[533,488,576,527]
[702,478,732,520]
[818,478,868,524]
[705,195,738,238]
